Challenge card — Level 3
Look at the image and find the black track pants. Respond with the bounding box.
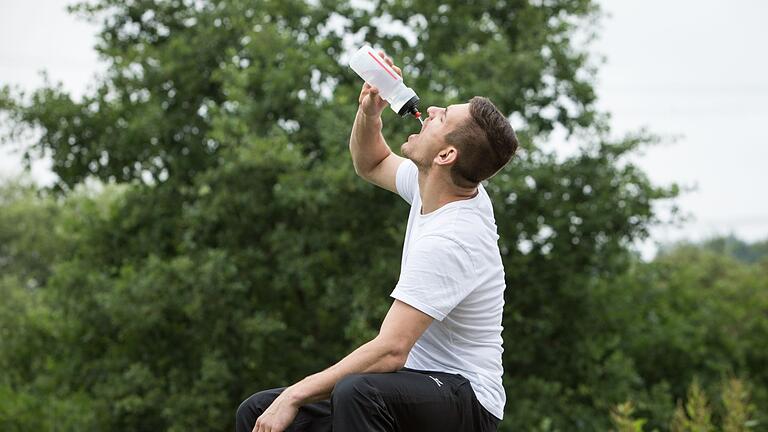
[235,367,500,432]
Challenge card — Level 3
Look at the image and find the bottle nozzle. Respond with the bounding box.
[414,111,424,125]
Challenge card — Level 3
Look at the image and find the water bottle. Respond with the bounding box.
[349,44,422,121]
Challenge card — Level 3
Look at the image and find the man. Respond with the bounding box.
[236,50,518,432]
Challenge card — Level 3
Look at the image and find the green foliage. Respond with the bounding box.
[681,377,714,432]
[0,0,602,191]
[0,180,63,287]
[1,0,765,431]
[663,235,768,265]
[615,376,759,432]
[722,377,758,432]
[594,243,768,431]
[0,265,102,430]
[611,401,649,432]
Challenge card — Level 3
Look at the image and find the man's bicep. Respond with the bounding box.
[376,299,433,360]
[360,152,406,195]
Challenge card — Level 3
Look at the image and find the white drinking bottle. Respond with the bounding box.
[349,44,422,120]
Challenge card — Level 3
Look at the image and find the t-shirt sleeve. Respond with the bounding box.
[390,235,476,321]
[395,158,419,205]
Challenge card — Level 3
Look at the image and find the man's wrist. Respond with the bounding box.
[358,107,383,120]
[281,384,306,407]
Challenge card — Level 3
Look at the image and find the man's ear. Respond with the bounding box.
[435,146,458,166]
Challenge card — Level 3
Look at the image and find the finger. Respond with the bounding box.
[382,56,402,76]
[359,83,372,100]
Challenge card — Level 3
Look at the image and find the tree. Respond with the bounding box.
[597,244,768,431]
[611,376,759,432]
[1,0,682,430]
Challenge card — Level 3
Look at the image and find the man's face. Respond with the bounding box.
[401,103,470,170]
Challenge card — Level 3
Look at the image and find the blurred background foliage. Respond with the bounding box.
[0,0,765,430]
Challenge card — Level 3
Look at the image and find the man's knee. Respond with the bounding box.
[332,374,376,404]
[235,395,253,419]
[235,393,256,422]
[235,389,281,422]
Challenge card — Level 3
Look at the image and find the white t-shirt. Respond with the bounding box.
[390,159,507,421]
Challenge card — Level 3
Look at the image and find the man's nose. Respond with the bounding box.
[426,106,444,117]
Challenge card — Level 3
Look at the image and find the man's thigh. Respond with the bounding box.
[332,367,494,432]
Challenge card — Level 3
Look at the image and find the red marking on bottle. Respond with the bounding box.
[367,51,399,81]
[414,111,422,118]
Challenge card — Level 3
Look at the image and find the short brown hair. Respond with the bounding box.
[445,96,518,188]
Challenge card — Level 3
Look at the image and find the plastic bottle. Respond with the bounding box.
[349,44,422,122]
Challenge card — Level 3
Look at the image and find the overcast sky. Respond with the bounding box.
[1,0,767,256]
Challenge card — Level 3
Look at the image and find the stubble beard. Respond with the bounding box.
[402,138,434,176]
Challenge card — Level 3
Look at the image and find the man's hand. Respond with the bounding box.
[358,50,403,117]
[252,391,300,432]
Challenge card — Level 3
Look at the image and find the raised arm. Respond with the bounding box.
[349,50,406,194]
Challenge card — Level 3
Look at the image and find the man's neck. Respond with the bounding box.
[418,172,478,215]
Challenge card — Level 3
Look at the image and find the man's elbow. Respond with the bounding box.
[350,159,370,179]
[353,165,367,179]
[390,351,408,371]
[380,341,409,371]
[371,337,406,371]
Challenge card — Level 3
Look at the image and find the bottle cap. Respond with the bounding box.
[397,95,420,117]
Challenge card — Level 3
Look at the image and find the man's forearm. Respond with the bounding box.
[282,337,404,406]
[349,109,392,175]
